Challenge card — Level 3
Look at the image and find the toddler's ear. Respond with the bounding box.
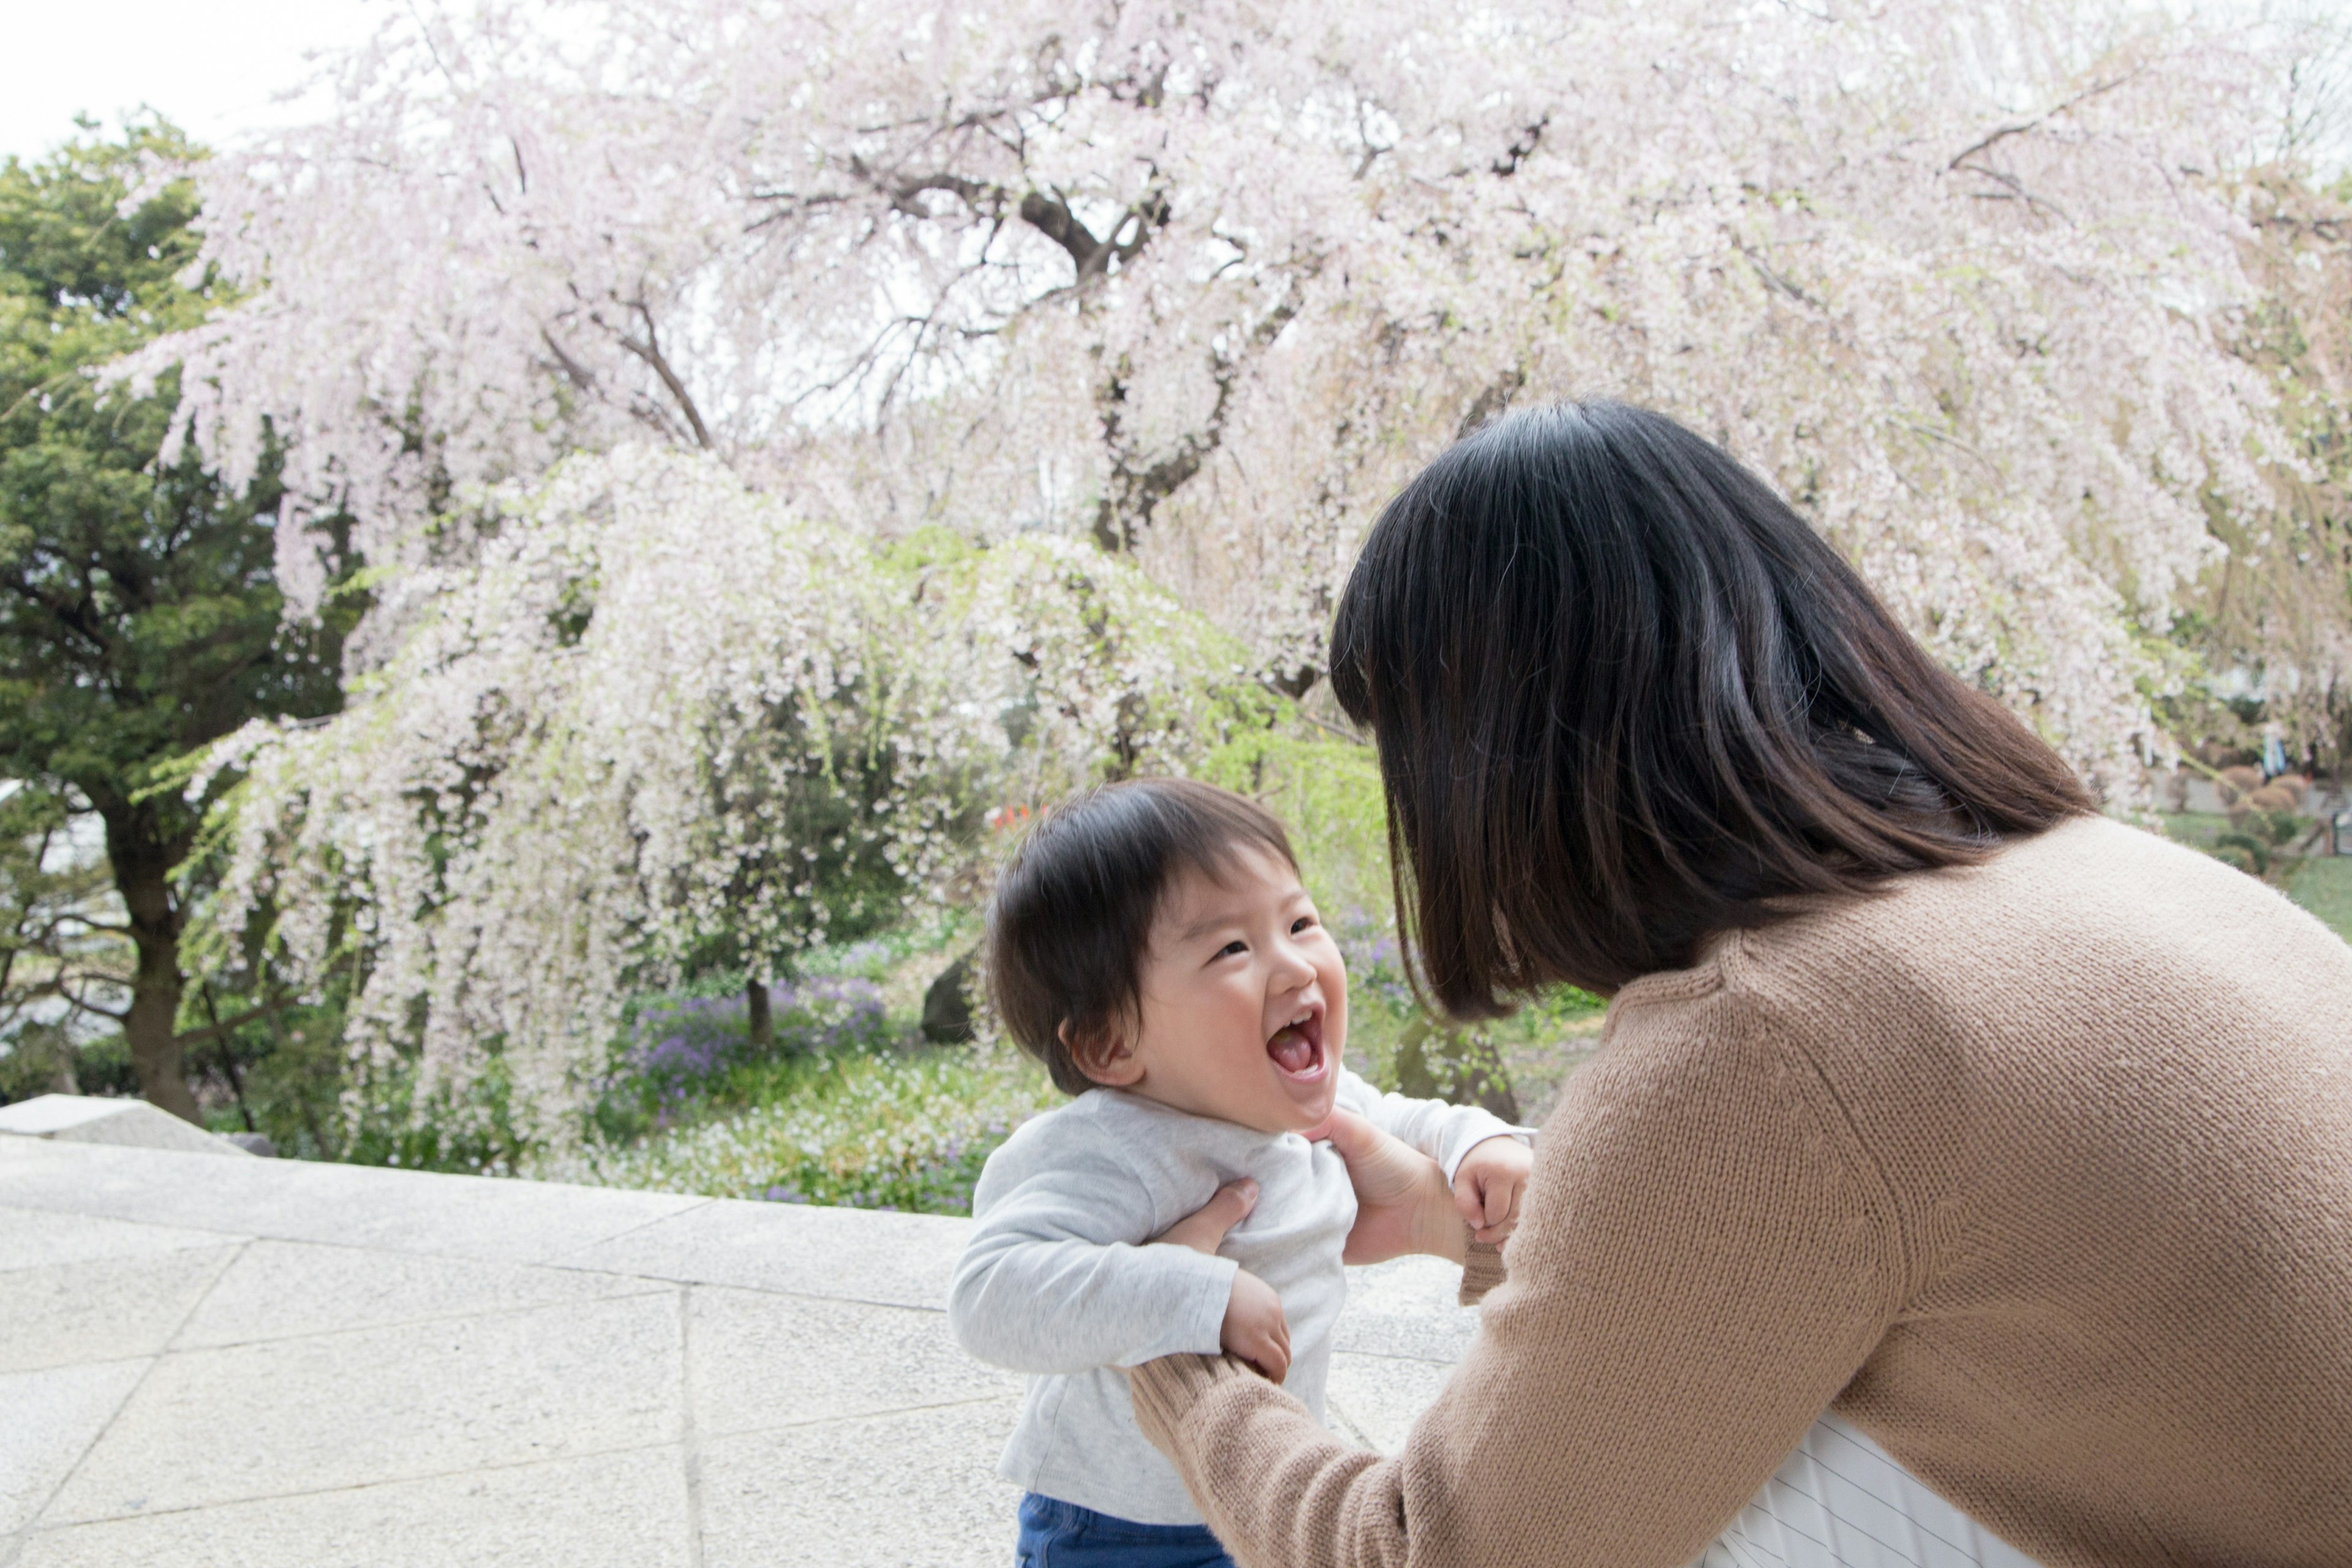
[1060,1019,1145,1088]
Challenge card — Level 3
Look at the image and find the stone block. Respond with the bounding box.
[0,1139,707,1267]
[699,1398,1025,1568]
[0,1359,150,1533]
[1324,1351,1458,1455]
[0,1202,246,1272]
[174,1238,665,1350]
[1335,1254,1482,1363]
[687,1284,1019,1437]
[48,1290,684,1523]
[14,1444,693,1568]
[0,1247,241,1374]
[561,1195,971,1310]
[0,1096,247,1156]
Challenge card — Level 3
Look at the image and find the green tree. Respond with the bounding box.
[0,780,130,1099]
[1,122,347,1121]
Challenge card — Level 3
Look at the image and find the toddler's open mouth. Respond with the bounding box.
[1267,1005,1327,1081]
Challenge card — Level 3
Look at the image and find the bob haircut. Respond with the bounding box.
[986,777,1297,1097]
[1329,400,2091,1012]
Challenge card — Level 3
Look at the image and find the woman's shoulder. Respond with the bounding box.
[1594,811,2352,1210]
[1803,813,2343,995]
[1615,814,2342,1031]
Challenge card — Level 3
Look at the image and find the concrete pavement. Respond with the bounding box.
[0,1132,1476,1567]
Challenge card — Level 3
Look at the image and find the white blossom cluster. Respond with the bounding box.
[197,447,1262,1136]
[138,0,2310,792]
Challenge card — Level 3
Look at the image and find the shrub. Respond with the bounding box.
[539,1044,1057,1213]
[591,978,901,1143]
[2209,843,2263,876]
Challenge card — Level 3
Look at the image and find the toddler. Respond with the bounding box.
[949,778,2042,1568]
[949,778,1531,1566]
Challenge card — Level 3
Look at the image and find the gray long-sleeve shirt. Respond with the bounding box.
[949,1069,1523,1525]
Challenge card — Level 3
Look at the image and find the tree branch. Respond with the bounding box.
[172,993,288,1050]
[58,978,129,1020]
[616,302,714,450]
[1093,264,1312,551]
[1946,69,2144,173]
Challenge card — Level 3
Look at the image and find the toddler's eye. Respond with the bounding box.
[1215,940,1246,959]
[1291,916,1317,934]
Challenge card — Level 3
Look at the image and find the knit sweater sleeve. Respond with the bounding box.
[1129,966,1905,1568]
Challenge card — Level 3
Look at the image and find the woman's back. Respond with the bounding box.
[1589,816,2352,1563]
[1125,403,2351,1568]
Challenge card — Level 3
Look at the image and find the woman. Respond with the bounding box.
[1128,402,2352,1566]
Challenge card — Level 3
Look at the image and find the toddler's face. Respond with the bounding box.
[1102,845,1348,1134]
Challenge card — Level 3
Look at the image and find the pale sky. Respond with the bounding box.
[0,0,386,165]
[4,0,2340,172]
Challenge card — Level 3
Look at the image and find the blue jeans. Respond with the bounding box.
[1015,1493,1237,1568]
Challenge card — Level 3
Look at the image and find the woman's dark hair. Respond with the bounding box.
[986,777,1297,1096]
[1329,400,2091,1012]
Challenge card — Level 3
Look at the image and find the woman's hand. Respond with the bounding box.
[1317,1109,1468,1265]
[1151,1178,1292,1382]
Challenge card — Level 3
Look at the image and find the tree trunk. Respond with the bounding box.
[103,805,202,1125]
[1392,1017,1521,1124]
[745,976,774,1056]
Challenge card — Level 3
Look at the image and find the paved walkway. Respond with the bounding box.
[0,1133,1475,1566]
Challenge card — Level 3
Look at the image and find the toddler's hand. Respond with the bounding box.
[1148,1177,1290,1383]
[1452,1134,1532,1245]
[1221,1268,1291,1384]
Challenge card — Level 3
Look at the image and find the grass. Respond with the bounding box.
[532,910,1611,1215]
[2286,856,2352,945]
[533,1042,1060,1213]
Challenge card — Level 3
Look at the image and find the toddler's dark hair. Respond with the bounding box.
[986,778,1296,1096]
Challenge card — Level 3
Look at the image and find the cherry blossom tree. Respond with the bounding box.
[145,0,2346,1133]
[196,448,1271,1133]
[146,0,2318,771]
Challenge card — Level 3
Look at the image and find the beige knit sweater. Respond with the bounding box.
[1129,817,2352,1567]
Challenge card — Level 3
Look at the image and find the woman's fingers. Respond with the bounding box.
[1153,1178,1258,1255]
[1325,1109,1468,1265]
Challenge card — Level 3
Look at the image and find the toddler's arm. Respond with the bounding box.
[1333,1068,1531,1180]
[949,1117,1238,1376]
[1335,1068,1536,1243]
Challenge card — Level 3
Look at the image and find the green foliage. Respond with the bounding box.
[2286,857,2352,946]
[0,780,130,1071]
[2253,809,2306,847]
[1202,729,1393,918]
[0,120,349,815]
[0,121,352,1110]
[339,1050,534,1175]
[586,978,907,1146]
[542,1041,1058,1213]
[2213,832,2271,875]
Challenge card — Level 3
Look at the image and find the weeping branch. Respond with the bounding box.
[617,302,714,451]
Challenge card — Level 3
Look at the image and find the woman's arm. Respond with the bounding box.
[1132,998,1905,1568]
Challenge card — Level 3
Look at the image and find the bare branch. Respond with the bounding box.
[1946,69,2144,173]
[172,995,290,1051]
[58,979,129,1021]
[616,302,714,450]
[538,328,599,393]
[1094,263,1313,551]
